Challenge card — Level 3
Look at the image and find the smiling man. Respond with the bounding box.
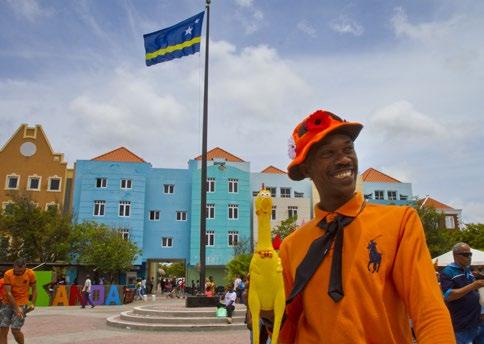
[278,110,455,343]
[440,243,484,344]
[0,258,36,344]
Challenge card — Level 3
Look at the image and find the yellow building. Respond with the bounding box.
[0,124,72,212]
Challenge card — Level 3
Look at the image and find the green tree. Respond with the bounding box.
[453,223,484,250]
[70,222,140,282]
[225,253,252,283]
[414,204,457,257]
[162,262,185,278]
[272,216,298,241]
[0,193,72,262]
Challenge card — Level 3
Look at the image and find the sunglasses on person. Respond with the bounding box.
[456,252,472,258]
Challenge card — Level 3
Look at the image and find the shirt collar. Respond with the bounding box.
[314,192,364,219]
[449,262,471,273]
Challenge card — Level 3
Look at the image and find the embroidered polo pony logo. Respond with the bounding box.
[367,240,382,273]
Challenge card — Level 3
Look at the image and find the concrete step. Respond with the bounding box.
[106,315,247,331]
[120,311,246,324]
[132,305,246,318]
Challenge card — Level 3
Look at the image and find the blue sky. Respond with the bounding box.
[1,0,483,223]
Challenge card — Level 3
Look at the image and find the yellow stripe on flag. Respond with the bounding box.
[145,36,201,61]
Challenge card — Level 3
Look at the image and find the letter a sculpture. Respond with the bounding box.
[249,189,285,344]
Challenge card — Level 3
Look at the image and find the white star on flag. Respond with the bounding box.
[185,26,193,35]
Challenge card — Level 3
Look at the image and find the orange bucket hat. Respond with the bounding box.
[287,110,363,181]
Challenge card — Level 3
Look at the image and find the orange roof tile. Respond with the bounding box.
[361,167,401,183]
[92,147,146,163]
[194,147,245,162]
[419,197,455,210]
[261,165,287,174]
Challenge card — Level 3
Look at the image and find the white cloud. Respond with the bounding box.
[5,0,52,22]
[391,7,460,43]
[297,20,317,38]
[329,15,364,36]
[370,101,446,140]
[235,0,254,8]
[233,0,264,34]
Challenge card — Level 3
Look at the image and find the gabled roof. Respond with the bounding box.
[419,197,455,210]
[194,147,245,162]
[261,165,286,174]
[92,147,146,163]
[361,167,401,183]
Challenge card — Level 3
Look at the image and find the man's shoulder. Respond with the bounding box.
[441,264,462,278]
[3,269,14,282]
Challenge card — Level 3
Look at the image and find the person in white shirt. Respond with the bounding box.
[220,283,237,324]
[81,274,95,308]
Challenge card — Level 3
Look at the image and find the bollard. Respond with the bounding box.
[142,294,148,302]
[151,294,156,302]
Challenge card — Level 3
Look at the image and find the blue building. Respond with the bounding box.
[72,146,314,286]
[361,168,413,206]
[187,148,252,283]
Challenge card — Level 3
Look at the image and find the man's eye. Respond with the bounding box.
[320,151,332,158]
[344,147,354,154]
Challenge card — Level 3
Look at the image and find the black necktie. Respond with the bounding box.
[287,214,355,304]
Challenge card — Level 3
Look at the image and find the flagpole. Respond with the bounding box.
[199,0,210,295]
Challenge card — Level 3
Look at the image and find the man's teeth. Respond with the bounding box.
[335,170,352,178]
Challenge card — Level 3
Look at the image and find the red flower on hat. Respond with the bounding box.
[306,110,331,132]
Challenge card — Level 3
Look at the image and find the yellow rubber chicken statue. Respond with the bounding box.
[249,189,285,344]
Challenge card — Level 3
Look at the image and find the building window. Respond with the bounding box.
[387,191,397,201]
[149,210,160,221]
[2,202,15,214]
[228,204,239,220]
[228,231,239,247]
[93,200,105,216]
[206,203,215,219]
[121,179,132,189]
[207,177,215,193]
[364,193,373,200]
[294,192,304,198]
[228,178,238,193]
[280,187,291,198]
[288,206,298,219]
[45,202,58,211]
[206,230,215,246]
[119,228,129,240]
[176,211,187,221]
[375,190,384,200]
[48,177,61,191]
[161,237,173,247]
[5,175,19,190]
[27,176,41,191]
[400,195,408,201]
[267,187,277,197]
[119,201,131,217]
[96,178,107,188]
[445,216,456,229]
[271,206,276,220]
[164,184,174,194]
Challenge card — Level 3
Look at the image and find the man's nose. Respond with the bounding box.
[335,152,352,166]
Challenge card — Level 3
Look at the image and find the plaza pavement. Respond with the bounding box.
[7,298,251,344]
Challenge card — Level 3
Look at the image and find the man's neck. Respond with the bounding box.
[319,193,354,212]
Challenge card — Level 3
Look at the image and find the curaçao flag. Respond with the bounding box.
[143,11,205,66]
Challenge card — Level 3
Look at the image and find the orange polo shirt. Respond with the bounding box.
[2,268,36,306]
[279,192,454,343]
